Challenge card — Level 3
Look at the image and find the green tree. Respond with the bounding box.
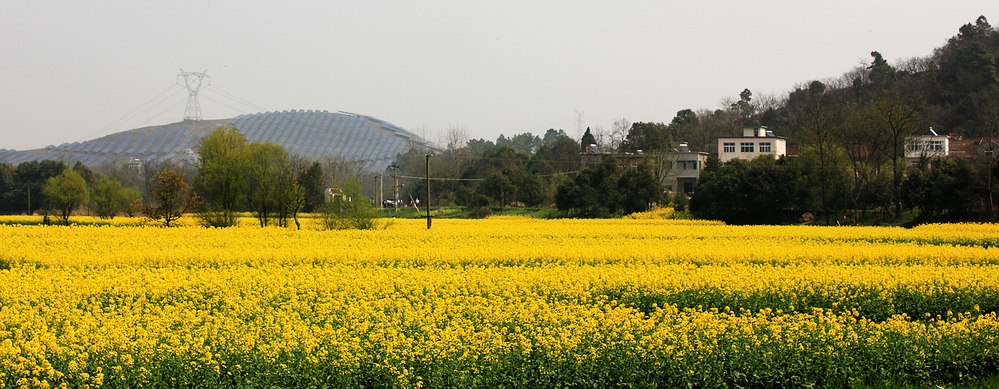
[89,176,141,219]
[41,168,89,224]
[0,163,18,214]
[541,129,570,145]
[903,158,985,220]
[497,132,541,155]
[299,161,326,213]
[273,158,306,229]
[690,156,805,224]
[14,160,67,215]
[555,157,655,217]
[667,109,701,148]
[616,163,663,214]
[531,135,580,175]
[195,127,248,227]
[620,122,671,153]
[868,51,897,87]
[246,142,289,227]
[477,172,516,207]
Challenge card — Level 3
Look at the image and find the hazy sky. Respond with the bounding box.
[1,1,995,150]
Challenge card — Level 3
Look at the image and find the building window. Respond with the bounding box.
[723,142,735,153]
[759,142,772,153]
[929,140,944,151]
[741,142,754,152]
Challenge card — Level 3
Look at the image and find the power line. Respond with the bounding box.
[396,153,591,165]
[199,93,251,115]
[74,85,185,143]
[397,170,580,182]
[204,85,268,112]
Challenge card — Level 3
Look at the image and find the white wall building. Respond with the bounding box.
[905,133,949,165]
[717,126,787,162]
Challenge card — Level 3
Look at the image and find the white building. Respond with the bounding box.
[905,132,949,165]
[717,126,788,162]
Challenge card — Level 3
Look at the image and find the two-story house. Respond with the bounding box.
[660,143,710,194]
[717,126,787,162]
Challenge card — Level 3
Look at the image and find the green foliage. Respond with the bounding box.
[195,126,248,219]
[41,168,89,224]
[620,121,671,153]
[904,158,986,219]
[89,176,140,219]
[320,177,381,230]
[496,132,541,154]
[245,142,290,227]
[7,160,67,215]
[194,127,305,228]
[299,162,326,213]
[556,157,662,217]
[690,156,808,224]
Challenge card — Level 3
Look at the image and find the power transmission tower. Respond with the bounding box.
[178,69,210,121]
[575,110,585,140]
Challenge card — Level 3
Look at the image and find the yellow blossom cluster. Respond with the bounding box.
[1,217,998,387]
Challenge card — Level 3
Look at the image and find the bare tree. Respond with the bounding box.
[323,157,363,189]
[608,118,631,152]
[863,89,925,219]
[590,124,608,151]
[440,123,470,152]
[790,81,846,223]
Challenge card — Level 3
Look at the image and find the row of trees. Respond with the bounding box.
[390,127,664,217]
[690,154,997,225]
[0,127,372,227]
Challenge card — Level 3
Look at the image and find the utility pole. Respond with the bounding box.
[390,163,399,212]
[377,172,384,210]
[987,148,995,219]
[426,154,432,229]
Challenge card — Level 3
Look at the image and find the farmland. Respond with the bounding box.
[1,216,998,387]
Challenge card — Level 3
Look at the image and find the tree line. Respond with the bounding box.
[0,127,369,227]
[611,16,999,224]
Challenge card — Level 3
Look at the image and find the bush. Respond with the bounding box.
[318,178,383,230]
[468,206,493,219]
[320,198,382,230]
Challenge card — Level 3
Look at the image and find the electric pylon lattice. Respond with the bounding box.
[178,69,209,121]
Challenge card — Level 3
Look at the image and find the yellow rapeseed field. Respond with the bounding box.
[1,215,998,387]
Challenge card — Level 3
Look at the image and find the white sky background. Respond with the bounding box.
[1,1,996,150]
